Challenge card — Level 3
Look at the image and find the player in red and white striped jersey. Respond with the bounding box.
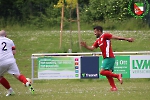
[0,30,34,96]
[81,26,134,91]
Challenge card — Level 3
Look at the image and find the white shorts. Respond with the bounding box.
[0,62,20,76]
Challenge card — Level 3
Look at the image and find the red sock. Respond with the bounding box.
[100,70,119,78]
[0,77,10,89]
[18,75,28,84]
[106,76,116,88]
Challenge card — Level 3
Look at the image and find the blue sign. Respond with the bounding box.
[81,56,99,79]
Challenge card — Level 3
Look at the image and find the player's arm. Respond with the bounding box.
[12,46,16,55]
[111,35,134,42]
[80,41,96,51]
[12,50,16,55]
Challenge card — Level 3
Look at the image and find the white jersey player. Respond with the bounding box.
[0,30,34,96]
[0,33,16,67]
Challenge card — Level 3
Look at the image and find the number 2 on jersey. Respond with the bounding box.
[1,42,7,51]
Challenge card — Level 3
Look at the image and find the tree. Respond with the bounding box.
[55,0,77,8]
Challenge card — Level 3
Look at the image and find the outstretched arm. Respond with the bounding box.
[112,35,134,42]
[80,41,96,51]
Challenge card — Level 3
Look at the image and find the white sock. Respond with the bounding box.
[8,88,12,91]
[26,82,30,87]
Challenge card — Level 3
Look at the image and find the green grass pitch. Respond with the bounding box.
[0,30,150,100]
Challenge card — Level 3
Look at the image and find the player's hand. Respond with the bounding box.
[127,38,134,42]
[80,41,87,47]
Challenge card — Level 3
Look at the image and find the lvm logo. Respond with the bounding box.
[132,60,150,69]
[132,59,150,74]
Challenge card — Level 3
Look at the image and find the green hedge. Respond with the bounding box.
[0,0,149,30]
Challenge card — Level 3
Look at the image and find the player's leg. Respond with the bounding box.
[0,76,15,96]
[106,76,117,91]
[100,58,118,77]
[8,63,35,94]
[100,69,118,91]
[100,69,123,84]
[0,76,10,89]
[118,74,123,84]
[14,74,28,84]
[13,74,35,94]
[100,69,118,78]
[7,62,28,84]
[110,61,123,85]
[0,65,15,96]
[100,58,123,84]
[99,58,117,90]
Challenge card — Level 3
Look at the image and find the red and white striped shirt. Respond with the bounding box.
[92,33,114,58]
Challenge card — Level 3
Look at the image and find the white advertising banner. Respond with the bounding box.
[130,55,150,78]
[38,56,81,79]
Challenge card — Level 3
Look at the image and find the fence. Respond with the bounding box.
[31,51,150,83]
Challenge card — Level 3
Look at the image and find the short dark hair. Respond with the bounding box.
[93,26,103,32]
